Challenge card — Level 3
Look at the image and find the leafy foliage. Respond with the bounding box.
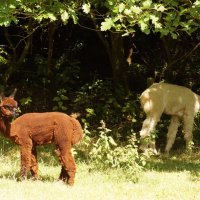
[0,0,82,26]
[0,47,7,64]
[76,120,146,183]
[53,89,68,111]
[85,0,200,37]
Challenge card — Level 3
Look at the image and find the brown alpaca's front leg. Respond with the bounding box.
[20,145,32,179]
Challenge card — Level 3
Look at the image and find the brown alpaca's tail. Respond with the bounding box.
[70,117,83,145]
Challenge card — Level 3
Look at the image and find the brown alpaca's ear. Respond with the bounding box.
[9,88,17,99]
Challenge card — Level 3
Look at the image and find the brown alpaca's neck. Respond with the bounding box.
[0,117,11,138]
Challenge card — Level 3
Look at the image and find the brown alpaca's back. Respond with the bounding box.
[11,112,83,146]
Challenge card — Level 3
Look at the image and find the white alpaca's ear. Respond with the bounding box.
[9,88,17,99]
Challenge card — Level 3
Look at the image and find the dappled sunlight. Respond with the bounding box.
[145,151,200,176]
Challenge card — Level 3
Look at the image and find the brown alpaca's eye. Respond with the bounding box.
[3,105,14,111]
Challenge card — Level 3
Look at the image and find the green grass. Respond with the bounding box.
[0,140,200,200]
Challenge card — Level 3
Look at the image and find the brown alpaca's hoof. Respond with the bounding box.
[67,179,74,186]
[31,176,39,181]
[59,167,69,182]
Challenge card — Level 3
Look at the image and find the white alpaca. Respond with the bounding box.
[139,82,200,154]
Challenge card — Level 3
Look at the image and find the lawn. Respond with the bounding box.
[0,143,200,200]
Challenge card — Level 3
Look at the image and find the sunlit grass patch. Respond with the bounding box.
[0,162,199,200]
[0,136,200,199]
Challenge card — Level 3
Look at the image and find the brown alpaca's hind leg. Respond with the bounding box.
[59,166,69,182]
[55,147,76,185]
[62,151,76,186]
[55,149,69,182]
[30,146,38,180]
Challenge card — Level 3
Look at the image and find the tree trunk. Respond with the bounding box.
[90,13,129,95]
[47,22,56,74]
[110,33,129,94]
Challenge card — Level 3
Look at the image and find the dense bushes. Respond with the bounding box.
[75,120,146,183]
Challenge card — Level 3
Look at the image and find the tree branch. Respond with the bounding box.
[89,12,112,62]
[170,41,200,66]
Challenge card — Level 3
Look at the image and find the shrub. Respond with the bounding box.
[73,79,140,141]
[75,121,146,183]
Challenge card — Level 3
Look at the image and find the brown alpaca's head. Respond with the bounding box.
[0,89,18,119]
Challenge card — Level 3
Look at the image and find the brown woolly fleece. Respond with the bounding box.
[0,90,83,185]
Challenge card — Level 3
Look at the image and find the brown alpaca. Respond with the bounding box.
[0,89,83,185]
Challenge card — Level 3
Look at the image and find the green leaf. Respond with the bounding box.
[194,0,200,6]
[150,15,159,24]
[61,11,69,24]
[154,22,162,29]
[0,19,10,27]
[124,9,131,15]
[155,4,166,12]
[101,18,113,31]
[9,4,16,9]
[58,101,63,107]
[82,3,90,14]
[86,108,95,117]
[61,106,67,111]
[53,97,60,102]
[139,20,150,34]
[47,13,56,21]
[150,15,162,29]
[142,0,152,9]
[171,32,178,39]
[131,6,142,14]
[118,3,125,13]
[60,94,68,100]
[109,137,117,146]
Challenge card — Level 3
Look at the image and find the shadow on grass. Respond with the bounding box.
[146,150,200,178]
[0,137,80,183]
[0,171,61,182]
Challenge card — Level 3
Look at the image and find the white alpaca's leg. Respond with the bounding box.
[140,114,160,152]
[165,116,180,154]
[183,114,194,150]
[140,114,160,138]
